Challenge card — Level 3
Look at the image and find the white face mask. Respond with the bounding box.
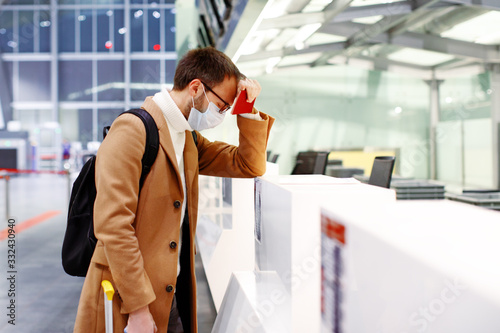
[188,86,225,131]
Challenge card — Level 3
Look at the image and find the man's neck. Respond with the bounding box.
[169,89,190,120]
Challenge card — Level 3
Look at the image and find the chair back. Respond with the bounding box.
[368,156,395,188]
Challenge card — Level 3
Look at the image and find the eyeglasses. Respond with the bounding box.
[201,81,232,114]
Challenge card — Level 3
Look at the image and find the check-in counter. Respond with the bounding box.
[213,175,396,332]
[321,200,500,333]
[196,162,279,311]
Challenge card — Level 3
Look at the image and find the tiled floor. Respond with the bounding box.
[0,174,216,333]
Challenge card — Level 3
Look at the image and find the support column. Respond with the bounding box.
[0,52,13,128]
[491,64,500,189]
[426,73,442,180]
[50,0,59,121]
[124,0,131,110]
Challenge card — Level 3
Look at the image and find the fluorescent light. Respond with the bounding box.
[266,57,282,74]
[277,52,323,67]
[240,29,280,55]
[286,23,322,48]
[352,15,383,25]
[394,106,402,114]
[262,0,292,19]
[388,48,455,67]
[134,10,144,19]
[302,0,333,13]
[307,33,346,46]
[266,28,299,51]
[441,11,500,45]
[350,0,405,7]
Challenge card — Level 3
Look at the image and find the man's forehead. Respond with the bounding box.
[216,76,238,103]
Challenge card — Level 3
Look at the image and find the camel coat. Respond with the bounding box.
[74,97,274,333]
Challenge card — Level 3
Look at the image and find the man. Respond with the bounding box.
[73,47,274,333]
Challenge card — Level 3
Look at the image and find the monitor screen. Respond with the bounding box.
[0,149,17,169]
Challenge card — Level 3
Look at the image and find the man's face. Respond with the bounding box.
[194,76,238,113]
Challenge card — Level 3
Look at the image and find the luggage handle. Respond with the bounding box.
[102,280,115,333]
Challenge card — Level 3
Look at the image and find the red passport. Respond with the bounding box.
[231,90,255,115]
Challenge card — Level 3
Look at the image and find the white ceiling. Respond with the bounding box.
[226,0,500,80]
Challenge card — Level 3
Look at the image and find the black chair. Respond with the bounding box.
[368,156,395,188]
[291,151,329,175]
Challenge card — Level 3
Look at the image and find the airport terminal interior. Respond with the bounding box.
[0,0,500,332]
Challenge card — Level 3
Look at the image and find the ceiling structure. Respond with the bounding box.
[225,0,500,80]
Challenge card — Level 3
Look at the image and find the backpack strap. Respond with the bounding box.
[191,130,197,146]
[120,109,159,188]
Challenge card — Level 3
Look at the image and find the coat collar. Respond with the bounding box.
[141,97,183,186]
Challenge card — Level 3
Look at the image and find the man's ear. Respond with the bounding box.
[188,79,202,98]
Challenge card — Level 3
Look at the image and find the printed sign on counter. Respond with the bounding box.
[321,212,346,333]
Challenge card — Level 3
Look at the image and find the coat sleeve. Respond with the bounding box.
[196,110,274,178]
[94,113,156,314]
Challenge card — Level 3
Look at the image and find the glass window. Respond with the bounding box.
[58,10,76,52]
[148,9,160,52]
[97,60,125,102]
[59,108,75,143]
[18,61,51,102]
[59,61,93,101]
[39,10,51,52]
[98,108,123,141]
[12,0,36,4]
[131,9,144,52]
[165,60,176,84]
[16,109,52,132]
[18,11,35,53]
[80,9,93,52]
[2,61,14,107]
[165,9,175,52]
[97,9,110,52]
[131,0,144,4]
[131,60,160,101]
[0,11,14,53]
[77,109,93,145]
[113,10,125,52]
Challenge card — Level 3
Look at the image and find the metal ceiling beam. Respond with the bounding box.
[322,21,500,62]
[259,0,355,31]
[346,0,441,50]
[238,42,346,62]
[391,6,489,36]
[312,0,442,66]
[285,0,312,14]
[389,6,458,35]
[333,1,413,23]
[259,12,324,31]
[439,0,500,10]
[391,31,500,63]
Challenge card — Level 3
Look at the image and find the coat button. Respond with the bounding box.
[174,200,181,208]
[170,241,177,249]
[166,285,174,293]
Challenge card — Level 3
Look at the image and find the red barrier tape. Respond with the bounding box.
[0,168,68,175]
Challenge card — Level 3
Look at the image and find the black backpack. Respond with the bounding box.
[62,109,159,277]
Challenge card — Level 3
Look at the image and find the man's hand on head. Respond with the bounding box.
[237,78,261,103]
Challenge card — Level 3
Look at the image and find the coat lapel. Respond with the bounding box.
[141,97,183,187]
[183,130,198,193]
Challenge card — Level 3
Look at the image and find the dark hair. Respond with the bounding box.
[173,47,243,90]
